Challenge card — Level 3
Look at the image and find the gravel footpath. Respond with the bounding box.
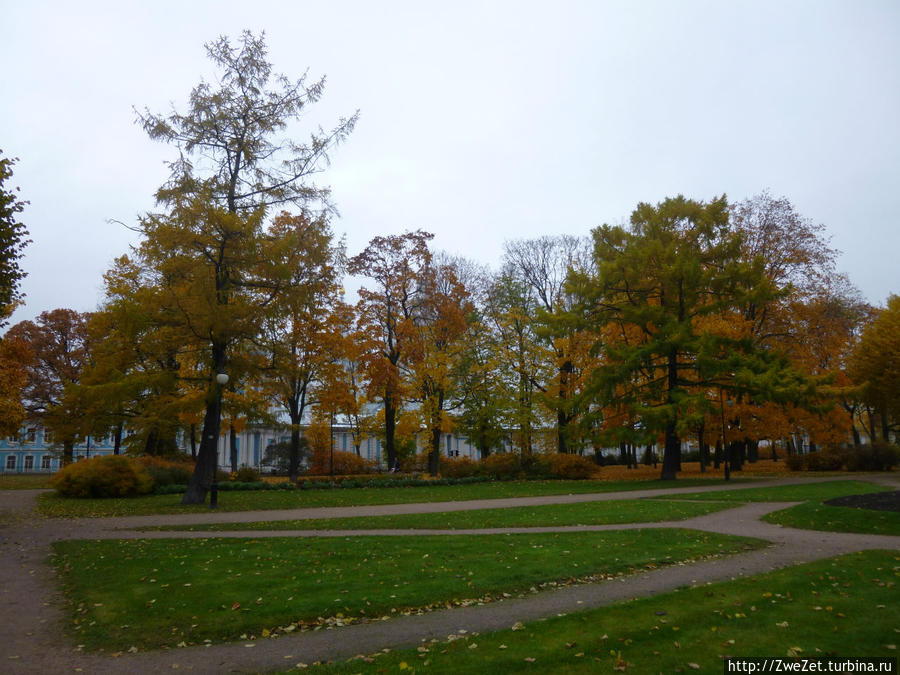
[1,474,898,674]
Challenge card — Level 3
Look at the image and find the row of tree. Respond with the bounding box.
[1,32,896,503]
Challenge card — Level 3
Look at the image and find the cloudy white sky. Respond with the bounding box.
[2,0,898,326]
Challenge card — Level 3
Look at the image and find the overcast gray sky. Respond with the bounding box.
[2,0,898,326]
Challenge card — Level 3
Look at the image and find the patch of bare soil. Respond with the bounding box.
[824,490,900,512]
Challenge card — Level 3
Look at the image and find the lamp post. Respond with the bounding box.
[209,370,229,509]
[719,387,730,482]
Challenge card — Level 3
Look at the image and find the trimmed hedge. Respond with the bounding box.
[154,481,297,495]
[306,449,376,476]
[535,453,599,479]
[135,456,194,488]
[784,443,900,472]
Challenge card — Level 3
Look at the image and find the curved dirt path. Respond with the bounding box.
[1,475,898,673]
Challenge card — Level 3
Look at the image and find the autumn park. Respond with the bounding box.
[0,30,898,674]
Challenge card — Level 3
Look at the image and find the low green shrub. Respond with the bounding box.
[155,481,296,494]
[233,466,261,482]
[50,455,154,498]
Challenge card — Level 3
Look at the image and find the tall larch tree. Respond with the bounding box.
[134,30,357,504]
[570,195,790,480]
[0,150,30,327]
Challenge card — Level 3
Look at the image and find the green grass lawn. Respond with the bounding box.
[51,529,763,651]
[0,474,53,489]
[36,477,738,518]
[764,501,900,536]
[309,550,900,674]
[144,498,735,532]
[660,480,890,503]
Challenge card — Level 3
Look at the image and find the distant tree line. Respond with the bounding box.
[1,32,896,503]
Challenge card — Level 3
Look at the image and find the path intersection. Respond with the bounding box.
[1,475,898,673]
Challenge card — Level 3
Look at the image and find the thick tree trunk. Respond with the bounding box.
[288,423,302,480]
[713,438,721,469]
[113,423,123,456]
[63,439,74,466]
[880,410,890,444]
[867,409,878,442]
[428,427,441,477]
[557,409,569,454]
[660,349,680,480]
[182,344,226,505]
[747,439,759,463]
[731,440,745,471]
[384,394,397,471]
[660,421,680,480]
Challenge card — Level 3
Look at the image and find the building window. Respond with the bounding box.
[40,455,51,470]
[42,429,53,444]
[25,428,36,443]
[5,455,15,470]
[24,455,34,470]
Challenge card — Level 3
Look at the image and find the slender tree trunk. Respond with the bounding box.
[182,342,226,505]
[880,409,890,444]
[713,438,721,469]
[63,439,74,466]
[229,424,238,472]
[556,360,573,454]
[113,422,123,456]
[189,423,197,459]
[698,425,707,473]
